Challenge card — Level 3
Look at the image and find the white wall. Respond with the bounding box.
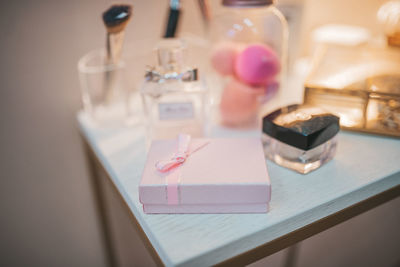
[0,1,108,266]
[0,1,199,266]
[0,1,398,267]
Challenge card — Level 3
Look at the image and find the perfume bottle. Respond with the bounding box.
[262,104,340,174]
[140,39,208,140]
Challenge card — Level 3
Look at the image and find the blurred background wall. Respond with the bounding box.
[0,0,398,267]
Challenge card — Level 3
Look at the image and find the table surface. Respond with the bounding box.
[78,106,400,266]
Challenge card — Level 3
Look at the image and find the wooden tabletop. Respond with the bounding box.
[78,107,400,266]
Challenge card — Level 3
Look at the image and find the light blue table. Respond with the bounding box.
[78,110,400,267]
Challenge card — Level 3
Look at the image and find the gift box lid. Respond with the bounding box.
[139,137,271,205]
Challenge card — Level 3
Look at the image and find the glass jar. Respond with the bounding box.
[262,104,340,174]
[140,39,208,141]
[210,0,288,128]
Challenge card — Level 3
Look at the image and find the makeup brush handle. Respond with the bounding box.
[197,0,211,29]
[103,32,125,103]
[164,8,180,38]
[106,32,125,64]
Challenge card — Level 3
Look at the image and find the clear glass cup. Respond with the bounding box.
[78,49,130,125]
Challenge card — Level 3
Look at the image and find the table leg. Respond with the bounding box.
[84,141,118,267]
[282,243,301,267]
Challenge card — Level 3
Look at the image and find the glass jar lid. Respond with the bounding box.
[262,104,340,150]
[222,0,273,7]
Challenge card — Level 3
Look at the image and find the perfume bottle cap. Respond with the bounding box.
[263,104,340,151]
[145,38,198,83]
[156,39,185,73]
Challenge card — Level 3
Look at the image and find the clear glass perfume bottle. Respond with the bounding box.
[141,39,208,140]
[263,105,340,174]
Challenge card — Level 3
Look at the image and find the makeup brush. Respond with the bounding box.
[164,0,181,38]
[102,4,132,102]
[197,0,211,31]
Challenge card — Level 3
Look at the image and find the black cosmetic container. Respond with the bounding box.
[262,104,340,174]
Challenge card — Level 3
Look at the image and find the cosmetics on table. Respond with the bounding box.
[262,104,340,174]
[210,0,288,128]
[140,39,208,140]
[304,43,400,137]
[139,134,271,213]
[304,3,400,138]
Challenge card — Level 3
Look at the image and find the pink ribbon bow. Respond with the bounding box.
[156,134,191,173]
[155,134,209,205]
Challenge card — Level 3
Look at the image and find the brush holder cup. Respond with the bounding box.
[78,49,131,125]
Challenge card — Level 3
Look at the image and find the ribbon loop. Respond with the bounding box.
[156,133,191,173]
[155,134,209,205]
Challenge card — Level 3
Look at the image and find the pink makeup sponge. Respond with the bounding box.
[220,78,264,126]
[211,42,238,76]
[235,44,280,85]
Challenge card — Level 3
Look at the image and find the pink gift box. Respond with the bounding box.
[139,136,271,214]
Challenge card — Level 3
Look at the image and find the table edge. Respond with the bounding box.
[77,115,400,267]
[213,183,400,267]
